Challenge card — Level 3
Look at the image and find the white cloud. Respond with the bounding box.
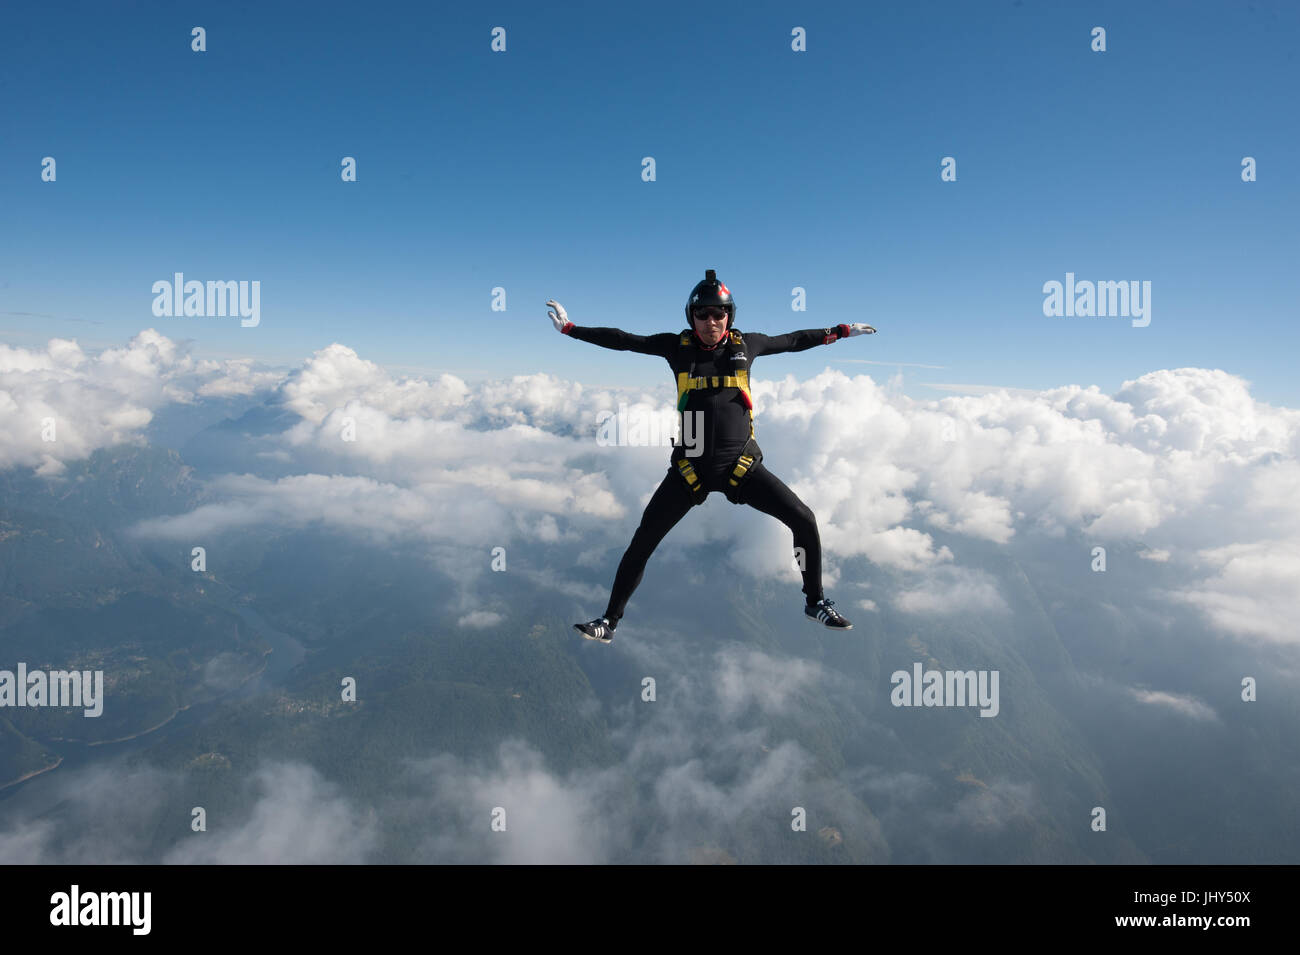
[0,759,377,865]
[164,761,379,864]
[280,343,471,426]
[128,472,513,546]
[10,329,1300,645]
[713,646,824,719]
[934,779,1040,833]
[893,566,1010,616]
[412,741,613,864]
[402,645,851,863]
[458,611,504,629]
[1128,688,1219,722]
[919,382,1044,397]
[0,329,284,474]
[1164,540,1300,645]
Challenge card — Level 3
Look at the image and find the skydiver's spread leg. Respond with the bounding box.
[735,463,824,605]
[737,464,853,628]
[602,468,697,624]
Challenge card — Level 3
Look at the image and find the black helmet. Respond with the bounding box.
[685,269,736,329]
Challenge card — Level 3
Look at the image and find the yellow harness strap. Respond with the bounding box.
[675,331,754,413]
[681,374,743,389]
[676,458,702,493]
[728,453,756,487]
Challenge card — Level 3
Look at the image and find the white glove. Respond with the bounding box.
[847,323,876,336]
[547,299,572,333]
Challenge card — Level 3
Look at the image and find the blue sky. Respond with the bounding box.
[3,0,1297,404]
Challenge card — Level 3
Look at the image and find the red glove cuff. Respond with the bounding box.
[837,323,851,340]
[561,321,574,335]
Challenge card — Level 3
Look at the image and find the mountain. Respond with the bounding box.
[1,440,1297,863]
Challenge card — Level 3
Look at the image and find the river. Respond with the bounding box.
[0,603,305,810]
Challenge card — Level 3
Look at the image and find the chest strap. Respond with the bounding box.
[675,370,753,411]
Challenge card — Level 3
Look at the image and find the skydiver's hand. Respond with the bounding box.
[847,323,876,336]
[547,299,573,334]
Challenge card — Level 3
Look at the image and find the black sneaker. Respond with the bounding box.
[805,598,853,630]
[574,616,617,643]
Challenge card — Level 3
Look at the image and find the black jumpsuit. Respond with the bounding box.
[564,322,852,623]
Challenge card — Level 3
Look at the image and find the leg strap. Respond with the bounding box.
[722,437,763,503]
[675,458,708,505]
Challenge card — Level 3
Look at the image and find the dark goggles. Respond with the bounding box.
[693,307,729,322]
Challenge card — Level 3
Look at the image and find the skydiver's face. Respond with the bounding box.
[692,308,728,345]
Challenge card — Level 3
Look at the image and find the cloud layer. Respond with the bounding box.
[4,329,1299,643]
[0,330,283,475]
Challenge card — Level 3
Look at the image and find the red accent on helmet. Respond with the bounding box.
[718,282,730,297]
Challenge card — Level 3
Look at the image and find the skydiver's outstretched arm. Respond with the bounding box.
[547,299,678,358]
[745,323,876,360]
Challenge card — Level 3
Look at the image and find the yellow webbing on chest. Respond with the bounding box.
[675,331,753,413]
